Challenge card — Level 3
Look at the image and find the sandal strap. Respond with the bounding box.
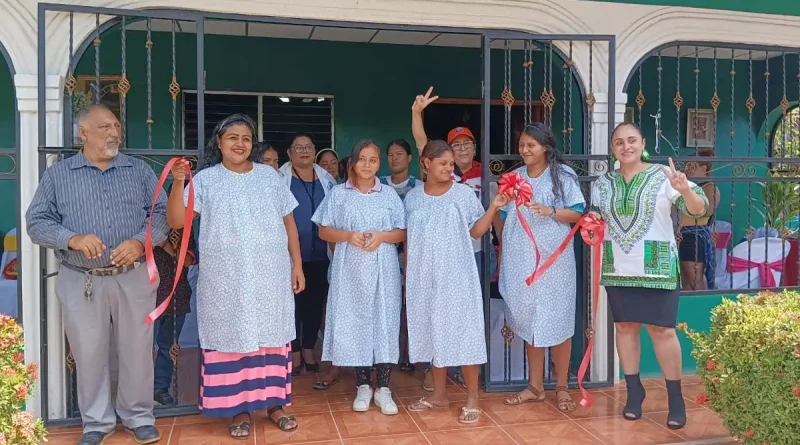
[414,398,434,409]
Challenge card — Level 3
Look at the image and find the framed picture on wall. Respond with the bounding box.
[72,75,123,146]
[686,108,715,147]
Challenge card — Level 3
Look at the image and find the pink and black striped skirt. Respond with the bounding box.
[199,344,292,418]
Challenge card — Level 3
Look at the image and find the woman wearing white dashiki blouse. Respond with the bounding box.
[405,140,509,425]
[312,140,406,415]
[591,122,708,430]
[496,124,585,412]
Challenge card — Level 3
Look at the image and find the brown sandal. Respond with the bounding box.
[504,385,546,405]
[555,386,577,413]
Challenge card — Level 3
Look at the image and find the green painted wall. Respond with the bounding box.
[625,56,781,241]
[633,293,740,378]
[0,54,16,244]
[74,30,585,177]
[589,0,800,17]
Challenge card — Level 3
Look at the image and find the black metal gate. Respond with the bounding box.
[36,2,615,424]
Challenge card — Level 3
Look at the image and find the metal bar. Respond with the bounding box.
[479,33,491,387]
[38,148,200,156]
[196,18,205,164]
[622,40,800,91]
[37,1,49,421]
[40,3,201,20]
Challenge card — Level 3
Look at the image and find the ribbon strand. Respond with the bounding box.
[144,157,195,324]
[498,172,540,273]
[526,213,605,408]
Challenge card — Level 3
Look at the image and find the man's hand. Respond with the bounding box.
[110,239,145,267]
[68,234,106,259]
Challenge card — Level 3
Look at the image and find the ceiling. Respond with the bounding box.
[126,19,782,58]
[125,19,532,49]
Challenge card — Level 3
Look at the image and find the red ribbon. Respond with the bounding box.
[526,213,606,408]
[144,157,195,324]
[498,172,540,273]
[727,256,784,287]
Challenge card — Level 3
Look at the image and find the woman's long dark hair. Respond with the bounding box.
[347,139,380,181]
[520,123,576,203]
[203,114,261,168]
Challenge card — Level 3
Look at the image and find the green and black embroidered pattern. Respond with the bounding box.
[602,240,615,274]
[595,165,666,254]
[644,240,676,277]
[599,274,679,290]
[675,184,709,217]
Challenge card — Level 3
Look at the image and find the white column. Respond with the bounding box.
[589,92,628,385]
[16,74,66,419]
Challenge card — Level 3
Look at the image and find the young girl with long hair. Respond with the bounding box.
[167,114,305,438]
[312,139,406,414]
[496,123,585,411]
[404,140,508,424]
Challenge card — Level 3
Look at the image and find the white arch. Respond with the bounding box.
[40,0,602,96]
[616,7,800,93]
[0,0,36,75]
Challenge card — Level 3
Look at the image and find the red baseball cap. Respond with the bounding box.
[447,127,475,145]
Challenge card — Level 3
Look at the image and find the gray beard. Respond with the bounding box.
[104,147,119,158]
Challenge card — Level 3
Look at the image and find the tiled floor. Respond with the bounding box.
[44,370,740,445]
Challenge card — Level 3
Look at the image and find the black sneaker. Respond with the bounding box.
[153,389,175,406]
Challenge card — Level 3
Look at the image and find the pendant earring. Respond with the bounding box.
[640,149,650,162]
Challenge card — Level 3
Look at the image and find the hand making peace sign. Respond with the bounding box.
[662,157,690,193]
[412,86,439,114]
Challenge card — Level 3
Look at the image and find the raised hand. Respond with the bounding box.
[662,157,690,193]
[171,158,191,182]
[411,86,439,114]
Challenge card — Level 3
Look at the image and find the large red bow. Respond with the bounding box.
[526,213,606,408]
[144,158,195,324]
[498,172,540,274]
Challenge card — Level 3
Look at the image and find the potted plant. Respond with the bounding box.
[0,314,47,445]
[680,290,800,444]
[752,173,800,237]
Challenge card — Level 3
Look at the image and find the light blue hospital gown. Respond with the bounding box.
[404,183,488,367]
[311,182,405,366]
[499,165,585,347]
[184,163,298,353]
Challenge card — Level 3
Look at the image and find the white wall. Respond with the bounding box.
[4,0,800,418]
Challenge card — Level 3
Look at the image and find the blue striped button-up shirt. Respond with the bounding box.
[25,152,169,269]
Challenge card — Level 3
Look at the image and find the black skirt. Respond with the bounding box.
[606,286,680,328]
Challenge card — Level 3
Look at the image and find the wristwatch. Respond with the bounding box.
[550,206,557,219]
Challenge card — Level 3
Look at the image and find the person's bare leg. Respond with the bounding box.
[616,322,646,420]
[460,365,481,423]
[680,261,706,290]
[551,338,577,412]
[504,342,545,404]
[646,325,685,428]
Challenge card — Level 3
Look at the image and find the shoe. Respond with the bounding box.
[77,430,114,445]
[373,387,398,415]
[353,385,373,412]
[124,425,161,444]
[154,389,175,406]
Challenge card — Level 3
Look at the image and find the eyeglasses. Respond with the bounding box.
[452,141,475,152]
[292,144,315,153]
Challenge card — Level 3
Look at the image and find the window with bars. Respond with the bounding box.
[771,107,800,172]
[182,93,334,161]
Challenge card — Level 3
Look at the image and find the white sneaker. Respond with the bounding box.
[353,385,373,412]
[373,387,398,415]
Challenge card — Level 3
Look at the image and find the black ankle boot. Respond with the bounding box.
[665,379,686,429]
[623,373,646,420]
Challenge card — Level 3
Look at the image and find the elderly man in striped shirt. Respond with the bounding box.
[26,104,168,445]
